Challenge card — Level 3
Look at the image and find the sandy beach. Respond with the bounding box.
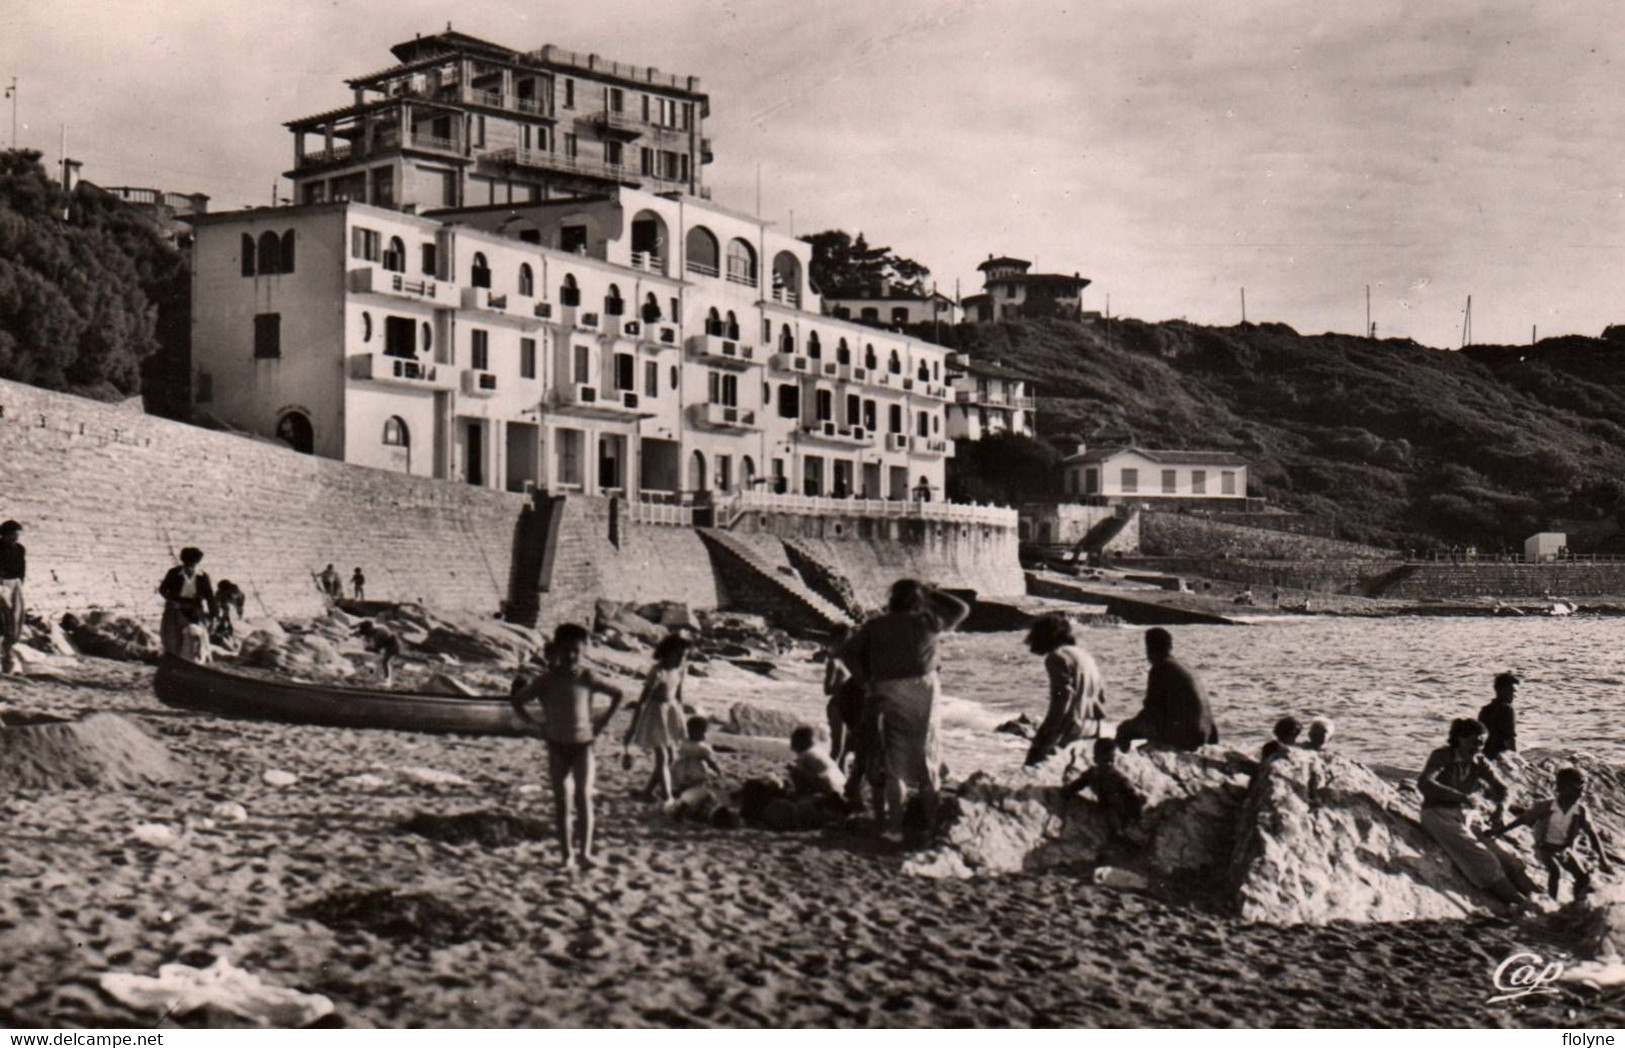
[2,632,1623,1029]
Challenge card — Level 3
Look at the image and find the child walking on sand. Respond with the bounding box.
[1486,766,1614,900]
[624,634,691,802]
[511,623,625,868]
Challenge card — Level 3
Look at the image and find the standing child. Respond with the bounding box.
[511,623,625,868]
[822,627,860,765]
[352,568,366,601]
[624,634,691,802]
[1486,766,1614,900]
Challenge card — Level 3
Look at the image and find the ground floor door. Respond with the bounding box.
[465,421,484,487]
[505,421,538,493]
[862,463,882,500]
[888,466,908,500]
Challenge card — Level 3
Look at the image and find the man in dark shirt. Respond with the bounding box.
[1478,671,1519,760]
[0,520,25,674]
[1116,627,1219,752]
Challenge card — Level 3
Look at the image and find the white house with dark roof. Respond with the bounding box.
[1061,444,1249,504]
[944,354,1036,440]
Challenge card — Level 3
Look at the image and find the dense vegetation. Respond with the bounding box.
[940,318,1625,552]
[0,150,187,402]
[800,229,930,297]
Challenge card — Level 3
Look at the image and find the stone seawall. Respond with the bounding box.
[1373,563,1625,600]
[0,380,524,622]
[1138,512,1394,562]
[1115,557,1406,596]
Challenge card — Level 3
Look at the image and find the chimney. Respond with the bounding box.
[1075,442,1088,457]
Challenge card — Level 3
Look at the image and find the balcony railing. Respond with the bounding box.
[797,421,871,447]
[688,403,759,430]
[770,285,801,308]
[719,490,1017,528]
[348,267,445,301]
[627,496,694,527]
[685,259,719,278]
[629,251,666,274]
[462,87,551,117]
[726,267,759,290]
[348,353,456,390]
[954,390,1036,409]
[581,107,645,135]
[481,147,638,183]
[688,333,759,369]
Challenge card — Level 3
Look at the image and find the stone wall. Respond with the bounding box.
[1114,557,1406,596]
[1138,512,1394,561]
[728,510,1024,607]
[1373,563,1625,600]
[0,379,524,623]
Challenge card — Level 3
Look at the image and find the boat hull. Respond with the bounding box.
[152,656,533,736]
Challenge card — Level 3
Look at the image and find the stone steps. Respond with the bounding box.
[696,529,854,631]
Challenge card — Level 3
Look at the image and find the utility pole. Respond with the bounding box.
[1532,324,1537,345]
[1460,295,1473,349]
[1106,293,1112,352]
[1366,284,1371,339]
[59,124,68,220]
[5,78,15,150]
[1240,287,1247,324]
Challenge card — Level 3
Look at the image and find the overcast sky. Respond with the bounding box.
[8,0,1621,347]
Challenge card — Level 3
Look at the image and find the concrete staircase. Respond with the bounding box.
[697,529,855,632]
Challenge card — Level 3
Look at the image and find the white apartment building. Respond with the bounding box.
[190,187,955,503]
[944,353,1037,441]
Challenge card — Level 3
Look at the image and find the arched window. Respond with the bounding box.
[275,411,313,454]
[918,362,930,382]
[471,252,491,289]
[725,311,740,341]
[726,239,757,287]
[706,307,723,337]
[779,327,794,355]
[383,236,406,273]
[240,234,256,277]
[604,283,624,316]
[257,231,282,275]
[630,210,669,274]
[889,349,902,374]
[807,332,822,359]
[771,251,801,304]
[383,416,410,446]
[281,230,296,273]
[837,338,851,366]
[642,292,661,323]
[864,344,878,370]
[518,263,534,297]
[560,273,580,307]
[685,225,719,276]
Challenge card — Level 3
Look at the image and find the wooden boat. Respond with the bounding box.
[153,655,533,736]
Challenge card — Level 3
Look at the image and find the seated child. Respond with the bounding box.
[1486,766,1614,900]
[1062,737,1147,842]
[671,716,728,820]
[1259,715,1301,762]
[788,725,846,798]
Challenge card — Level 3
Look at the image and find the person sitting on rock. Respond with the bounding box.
[353,620,402,684]
[1259,716,1301,763]
[1485,767,1614,901]
[1023,612,1106,767]
[1116,628,1219,753]
[1062,737,1146,843]
[1478,671,1519,761]
[1305,717,1335,751]
[1418,718,1538,916]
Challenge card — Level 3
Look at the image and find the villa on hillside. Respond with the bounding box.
[823,287,960,328]
[1061,444,1249,506]
[961,255,1091,323]
[944,354,1036,440]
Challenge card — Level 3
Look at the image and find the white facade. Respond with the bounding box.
[191,189,954,502]
[1524,532,1566,562]
[1060,447,1249,503]
[825,292,959,328]
[944,353,1036,441]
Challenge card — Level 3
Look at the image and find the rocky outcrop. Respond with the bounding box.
[1228,750,1484,924]
[906,745,1253,885]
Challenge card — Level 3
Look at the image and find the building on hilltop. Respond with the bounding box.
[93,185,210,247]
[823,287,959,328]
[1060,443,1249,506]
[961,255,1091,323]
[944,354,1036,441]
[189,186,956,503]
[286,29,712,212]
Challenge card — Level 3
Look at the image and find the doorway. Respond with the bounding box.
[464,421,484,487]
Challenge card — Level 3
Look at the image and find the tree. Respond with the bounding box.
[0,149,186,400]
[800,229,931,298]
[945,432,1060,506]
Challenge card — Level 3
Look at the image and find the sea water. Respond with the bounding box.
[937,616,1625,771]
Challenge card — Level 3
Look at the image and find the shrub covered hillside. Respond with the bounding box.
[934,318,1625,551]
[0,150,187,401]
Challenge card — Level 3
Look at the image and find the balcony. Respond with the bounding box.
[688,333,759,369]
[481,147,638,184]
[460,87,553,119]
[685,259,719,279]
[886,433,912,452]
[771,352,811,374]
[922,383,950,400]
[837,363,868,384]
[797,421,871,447]
[651,323,680,347]
[688,403,759,430]
[580,107,644,137]
[629,251,666,274]
[917,438,954,456]
[347,267,447,303]
[954,390,1037,410]
[348,353,456,391]
[460,368,499,397]
[553,305,600,333]
[555,384,648,419]
[725,266,760,290]
[769,285,801,308]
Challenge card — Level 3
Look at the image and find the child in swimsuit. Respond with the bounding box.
[1487,766,1614,900]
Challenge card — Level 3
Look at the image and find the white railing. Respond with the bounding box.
[627,497,694,527]
[686,259,720,278]
[770,286,801,308]
[724,490,1018,528]
[630,252,665,273]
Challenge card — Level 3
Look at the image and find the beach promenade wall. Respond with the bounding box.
[0,379,525,622]
[1373,563,1625,599]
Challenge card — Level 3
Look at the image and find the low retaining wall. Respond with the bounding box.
[1373,563,1625,600]
[1114,557,1407,596]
